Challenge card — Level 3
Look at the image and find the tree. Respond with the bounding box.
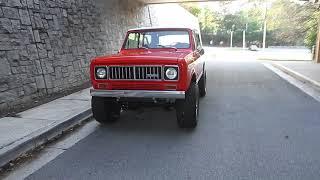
[304,11,320,49]
[181,0,319,47]
[199,7,221,35]
[180,3,202,17]
[181,3,222,45]
[264,0,320,47]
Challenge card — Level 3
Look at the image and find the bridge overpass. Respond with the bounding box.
[139,0,224,3]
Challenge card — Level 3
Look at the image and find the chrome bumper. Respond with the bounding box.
[90,89,185,99]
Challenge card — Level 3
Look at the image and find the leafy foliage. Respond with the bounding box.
[304,11,320,49]
[181,0,319,48]
[266,0,319,47]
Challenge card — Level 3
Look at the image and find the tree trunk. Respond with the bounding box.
[316,20,320,63]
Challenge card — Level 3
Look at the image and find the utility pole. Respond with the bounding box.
[243,23,247,49]
[242,30,246,49]
[230,24,235,48]
[230,31,233,48]
[262,1,268,49]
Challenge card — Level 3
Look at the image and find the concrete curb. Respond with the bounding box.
[271,62,320,90]
[0,109,92,168]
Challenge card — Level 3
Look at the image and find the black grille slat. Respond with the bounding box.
[109,66,162,80]
[144,67,146,79]
[146,67,149,79]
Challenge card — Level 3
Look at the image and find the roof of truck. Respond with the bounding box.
[128,26,198,32]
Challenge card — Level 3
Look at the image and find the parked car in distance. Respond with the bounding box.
[90,27,206,129]
[248,44,259,51]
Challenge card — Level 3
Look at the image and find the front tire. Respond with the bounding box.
[176,81,199,129]
[199,71,207,97]
[91,97,121,124]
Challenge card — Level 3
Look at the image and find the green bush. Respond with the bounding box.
[304,11,319,49]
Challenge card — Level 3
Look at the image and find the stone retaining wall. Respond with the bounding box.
[0,0,151,115]
[0,0,197,116]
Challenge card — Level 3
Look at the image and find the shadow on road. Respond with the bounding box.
[96,100,205,135]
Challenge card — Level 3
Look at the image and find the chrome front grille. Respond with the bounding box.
[135,66,162,80]
[109,66,134,80]
[109,66,162,80]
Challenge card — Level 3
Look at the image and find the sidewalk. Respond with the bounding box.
[258,49,312,61]
[0,88,92,168]
[271,61,320,90]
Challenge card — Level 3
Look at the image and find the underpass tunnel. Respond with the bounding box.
[0,0,319,116]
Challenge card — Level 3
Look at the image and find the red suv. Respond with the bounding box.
[90,27,206,128]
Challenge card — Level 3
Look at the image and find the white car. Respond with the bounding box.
[248,45,259,51]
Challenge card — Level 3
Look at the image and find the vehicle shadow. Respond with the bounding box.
[98,107,183,134]
[88,99,210,143]
[94,99,208,135]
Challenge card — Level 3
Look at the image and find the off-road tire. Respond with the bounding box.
[91,97,121,124]
[176,81,199,129]
[199,71,207,97]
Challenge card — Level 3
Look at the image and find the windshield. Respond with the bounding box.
[124,30,190,49]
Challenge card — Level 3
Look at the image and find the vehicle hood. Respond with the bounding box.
[92,50,190,65]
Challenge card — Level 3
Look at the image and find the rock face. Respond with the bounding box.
[0,0,151,115]
[0,0,197,115]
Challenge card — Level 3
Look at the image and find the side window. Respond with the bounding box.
[195,33,202,50]
[125,33,139,49]
[142,34,152,48]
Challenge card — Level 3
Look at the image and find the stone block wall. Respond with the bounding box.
[0,0,151,115]
[0,0,198,116]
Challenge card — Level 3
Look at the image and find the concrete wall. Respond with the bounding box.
[0,0,197,116]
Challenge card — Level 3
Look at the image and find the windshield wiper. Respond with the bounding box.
[157,45,177,51]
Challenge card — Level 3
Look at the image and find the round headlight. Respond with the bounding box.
[96,67,107,79]
[165,67,178,80]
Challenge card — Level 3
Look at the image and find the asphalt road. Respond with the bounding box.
[26,54,320,180]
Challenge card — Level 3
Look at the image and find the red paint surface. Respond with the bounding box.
[90,28,204,92]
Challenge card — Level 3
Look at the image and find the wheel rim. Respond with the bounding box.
[196,103,198,117]
[195,95,199,118]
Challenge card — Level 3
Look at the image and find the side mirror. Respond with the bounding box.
[199,48,205,55]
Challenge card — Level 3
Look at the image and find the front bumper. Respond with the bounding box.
[90,89,185,99]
